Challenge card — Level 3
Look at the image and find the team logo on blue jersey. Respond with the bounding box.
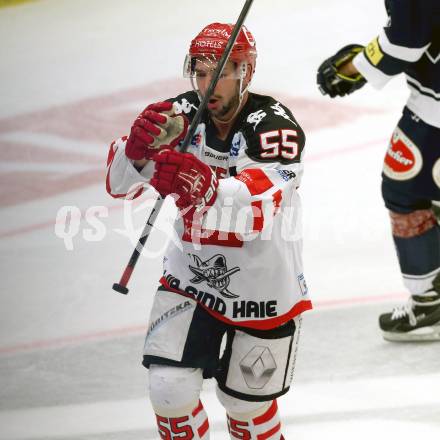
[383,127,422,181]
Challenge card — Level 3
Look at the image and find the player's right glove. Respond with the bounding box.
[317,44,367,98]
[150,150,219,218]
[125,101,189,160]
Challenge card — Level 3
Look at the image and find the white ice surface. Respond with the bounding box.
[2,373,440,439]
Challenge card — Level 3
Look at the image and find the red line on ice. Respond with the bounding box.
[0,137,386,239]
[313,292,406,308]
[0,324,147,355]
[305,137,386,162]
[0,292,406,355]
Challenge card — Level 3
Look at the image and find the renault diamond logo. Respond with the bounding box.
[239,346,277,389]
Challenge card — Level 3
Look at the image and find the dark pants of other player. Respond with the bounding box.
[382,107,440,294]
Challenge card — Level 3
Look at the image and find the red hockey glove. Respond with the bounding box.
[125,102,189,160]
[150,150,219,217]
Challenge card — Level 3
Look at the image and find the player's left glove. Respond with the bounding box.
[125,101,189,161]
[150,150,219,218]
[317,44,367,98]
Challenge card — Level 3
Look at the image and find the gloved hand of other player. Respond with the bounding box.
[317,44,367,98]
[150,150,219,218]
[125,102,189,160]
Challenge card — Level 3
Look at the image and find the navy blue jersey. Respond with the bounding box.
[353,0,440,128]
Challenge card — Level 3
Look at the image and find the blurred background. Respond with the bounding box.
[0,0,439,439]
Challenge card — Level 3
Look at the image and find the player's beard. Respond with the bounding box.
[208,86,241,122]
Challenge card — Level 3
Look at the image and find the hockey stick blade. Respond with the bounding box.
[112,283,129,295]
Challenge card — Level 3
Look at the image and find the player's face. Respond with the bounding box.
[194,59,241,121]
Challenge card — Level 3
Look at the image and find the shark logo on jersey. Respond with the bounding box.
[271,102,296,125]
[188,254,240,299]
[247,110,267,130]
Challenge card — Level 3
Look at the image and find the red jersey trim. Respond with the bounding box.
[182,218,244,247]
[107,141,117,167]
[272,189,282,215]
[251,200,264,232]
[234,168,274,196]
[182,230,244,247]
[106,140,144,199]
[159,276,313,330]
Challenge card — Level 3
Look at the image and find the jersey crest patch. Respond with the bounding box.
[383,127,423,181]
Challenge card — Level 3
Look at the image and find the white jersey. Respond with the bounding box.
[107,91,312,330]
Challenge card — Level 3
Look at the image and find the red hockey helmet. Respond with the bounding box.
[184,22,257,78]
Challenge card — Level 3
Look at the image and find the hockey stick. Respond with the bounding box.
[112,0,254,294]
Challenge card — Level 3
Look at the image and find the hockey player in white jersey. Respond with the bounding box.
[107,22,312,439]
[317,0,440,341]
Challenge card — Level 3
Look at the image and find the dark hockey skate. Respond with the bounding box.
[379,280,440,341]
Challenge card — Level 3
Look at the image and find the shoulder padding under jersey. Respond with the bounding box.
[241,97,305,165]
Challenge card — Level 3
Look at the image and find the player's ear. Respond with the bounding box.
[244,63,253,85]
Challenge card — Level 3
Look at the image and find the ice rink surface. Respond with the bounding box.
[0,0,439,438]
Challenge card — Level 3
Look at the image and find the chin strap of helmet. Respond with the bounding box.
[238,61,252,100]
[209,62,251,125]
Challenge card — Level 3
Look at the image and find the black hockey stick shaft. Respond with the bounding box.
[178,0,254,151]
[112,0,254,294]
